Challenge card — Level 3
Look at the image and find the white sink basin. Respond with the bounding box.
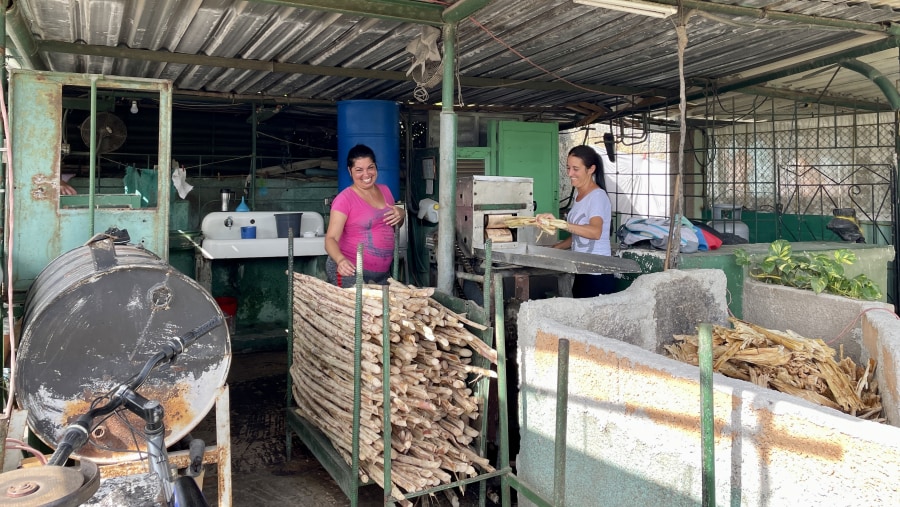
[199,211,326,259]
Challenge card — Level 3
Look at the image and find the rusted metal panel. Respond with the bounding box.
[15,241,231,465]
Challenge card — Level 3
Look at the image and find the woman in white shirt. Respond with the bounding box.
[537,145,613,297]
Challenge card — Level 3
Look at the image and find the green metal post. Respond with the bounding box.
[478,239,493,507]
[435,22,457,294]
[0,3,5,406]
[554,338,570,507]
[393,223,400,281]
[382,284,394,505]
[483,239,493,319]
[493,272,511,507]
[351,243,364,507]
[250,106,257,209]
[286,228,295,460]
[88,76,98,234]
[699,323,715,507]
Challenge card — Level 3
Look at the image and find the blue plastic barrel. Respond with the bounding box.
[337,100,400,200]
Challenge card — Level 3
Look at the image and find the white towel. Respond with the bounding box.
[172,166,193,199]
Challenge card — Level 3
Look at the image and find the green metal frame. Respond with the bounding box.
[7,70,173,291]
[284,239,572,506]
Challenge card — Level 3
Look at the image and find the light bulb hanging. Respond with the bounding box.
[130,100,139,114]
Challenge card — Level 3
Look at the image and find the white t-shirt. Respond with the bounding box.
[566,187,612,256]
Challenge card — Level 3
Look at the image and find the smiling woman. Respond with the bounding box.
[324,144,406,288]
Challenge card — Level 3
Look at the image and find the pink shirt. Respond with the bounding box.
[331,184,396,273]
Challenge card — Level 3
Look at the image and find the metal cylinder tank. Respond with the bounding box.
[337,100,401,199]
[15,237,231,464]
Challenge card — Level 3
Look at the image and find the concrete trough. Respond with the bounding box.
[515,269,900,506]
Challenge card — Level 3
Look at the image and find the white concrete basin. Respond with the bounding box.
[199,211,326,259]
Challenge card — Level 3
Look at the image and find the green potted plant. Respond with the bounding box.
[734,239,882,301]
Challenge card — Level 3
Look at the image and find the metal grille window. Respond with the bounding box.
[709,109,896,245]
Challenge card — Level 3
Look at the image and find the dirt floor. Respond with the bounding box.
[197,350,503,506]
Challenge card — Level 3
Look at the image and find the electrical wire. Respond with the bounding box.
[1,63,17,420]
[256,131,338,151]
[5,438,48,465]
[826,306,899,346]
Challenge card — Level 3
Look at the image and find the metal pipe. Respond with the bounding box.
[89,76,98,235]
[455,271,484,283]
[483,239,492,324]
[285,226,295,460]
[5,2,47,70]
[393,223,400,281]
[689,38,900,102]
[436,22,458,294]
[699,323,715,507]
[441,0,490,24]
[249,0,444,25]
[350,244,364,507]
[506,473,554,507]
[895,109,900,316]
[250,106,257,209]
[649,0,900,35]
[382,284,393,504]
[0,2,6,390]
[604,37,900,124]
[838,59,900,111]
[553,338,570,507]
[493,272,511,507]
[36,41,655,99]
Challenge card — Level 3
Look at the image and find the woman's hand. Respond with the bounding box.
[336,258,356,276]
[535,213,555,227]
[384,205,405,227]
[60,180,78,195]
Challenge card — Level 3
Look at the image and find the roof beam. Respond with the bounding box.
[246,0,444,25]
[645,0,900,36]
[740,85,893,113]
[37,40,662,98]
[593,36,900,123]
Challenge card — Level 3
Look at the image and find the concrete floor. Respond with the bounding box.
[197,350,497,506]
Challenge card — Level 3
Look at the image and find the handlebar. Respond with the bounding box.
[47,315,224,466]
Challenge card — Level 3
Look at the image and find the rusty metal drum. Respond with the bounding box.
[15,237,231,464]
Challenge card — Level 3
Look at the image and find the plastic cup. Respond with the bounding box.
[240,226,256,239]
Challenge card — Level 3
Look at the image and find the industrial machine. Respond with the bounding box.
[455,175,640,276]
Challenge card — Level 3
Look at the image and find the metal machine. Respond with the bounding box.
[455,175,640,276]
[456,175,543,256]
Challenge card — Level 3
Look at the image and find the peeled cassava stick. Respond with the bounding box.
[291,273,499,499]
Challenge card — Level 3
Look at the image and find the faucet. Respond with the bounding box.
[224,216,234,229]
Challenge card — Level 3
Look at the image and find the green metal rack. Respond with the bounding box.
[285,239,567,506]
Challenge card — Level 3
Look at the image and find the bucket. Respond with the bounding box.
[240,226,256,239]
[337,100,400,199]
[16,237,231,464]
[215,296,238,335]
[275,212,303,238]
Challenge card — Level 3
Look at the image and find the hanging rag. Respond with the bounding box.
[172,166,194,199]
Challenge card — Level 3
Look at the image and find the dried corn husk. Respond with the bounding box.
[666,317,883,422]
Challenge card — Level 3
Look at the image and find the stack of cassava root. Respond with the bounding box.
[291,273,498,503]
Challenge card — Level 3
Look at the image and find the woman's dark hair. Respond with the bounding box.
[347,144,377,169]
[568,145,605,190]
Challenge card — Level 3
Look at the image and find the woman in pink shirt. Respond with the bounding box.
[325,144,405,287]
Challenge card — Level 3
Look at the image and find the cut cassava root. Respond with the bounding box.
[291,273,498,502]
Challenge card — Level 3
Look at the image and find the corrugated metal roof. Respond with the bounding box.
[8,0,900,125]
